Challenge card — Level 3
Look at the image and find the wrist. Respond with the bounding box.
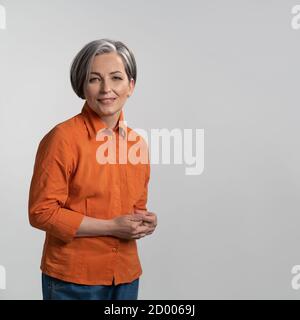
[103,219,115,236]
[95,219,114,236]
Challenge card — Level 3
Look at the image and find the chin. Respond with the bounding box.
[99,109,115,116]
[98,106,120,116]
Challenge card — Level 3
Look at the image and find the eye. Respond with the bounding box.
[89,78,100,83]
[113,76,122,80]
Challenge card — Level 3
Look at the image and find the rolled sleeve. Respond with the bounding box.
[28,126,84,243]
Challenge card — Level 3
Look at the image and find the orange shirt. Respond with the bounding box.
[28,102,150,285]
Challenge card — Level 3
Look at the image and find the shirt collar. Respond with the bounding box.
[81,101,127,140]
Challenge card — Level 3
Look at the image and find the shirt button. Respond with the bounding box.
[112,247,118,252]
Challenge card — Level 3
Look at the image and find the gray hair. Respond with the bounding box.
[70,38,137,99]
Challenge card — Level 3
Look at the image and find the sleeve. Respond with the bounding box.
[133,160,151,211]
[28,126,84,243]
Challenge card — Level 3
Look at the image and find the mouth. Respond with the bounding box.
[97,98,116,105]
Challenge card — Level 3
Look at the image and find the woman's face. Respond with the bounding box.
[84,52,135,120]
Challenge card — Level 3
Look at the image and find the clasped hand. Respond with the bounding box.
[111,208,157,240]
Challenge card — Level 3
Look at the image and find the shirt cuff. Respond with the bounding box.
[50,208,84,243]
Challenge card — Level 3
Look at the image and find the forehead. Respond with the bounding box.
[91,52,125,72]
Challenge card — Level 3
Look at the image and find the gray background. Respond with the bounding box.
[0,0,300,299]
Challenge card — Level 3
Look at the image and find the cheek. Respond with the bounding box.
[85,84,99,98]
[115,85,130,98]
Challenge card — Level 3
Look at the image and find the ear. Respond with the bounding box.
[128,78,135,97]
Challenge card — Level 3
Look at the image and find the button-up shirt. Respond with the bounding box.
[28,102,150,285]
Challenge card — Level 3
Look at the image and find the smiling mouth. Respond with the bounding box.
[97,98,116,104]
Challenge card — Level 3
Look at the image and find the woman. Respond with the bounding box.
[28,39,157,300]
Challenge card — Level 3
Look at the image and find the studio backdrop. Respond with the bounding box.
[0,0,300,299]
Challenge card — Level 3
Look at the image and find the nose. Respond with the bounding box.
[100,79,111,93]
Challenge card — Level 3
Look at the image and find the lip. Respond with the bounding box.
[97,98,116,104]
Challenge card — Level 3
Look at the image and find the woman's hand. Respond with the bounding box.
[133,208,158,236]
[110,214,153,240]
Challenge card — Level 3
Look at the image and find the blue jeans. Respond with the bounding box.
[42,273,139,300]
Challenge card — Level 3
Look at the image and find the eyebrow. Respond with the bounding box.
[90,71,123,77]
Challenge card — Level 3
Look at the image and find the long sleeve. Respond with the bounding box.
[133,161,150,211]
[28,126,84,243]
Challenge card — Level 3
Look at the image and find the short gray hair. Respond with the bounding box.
[70,38,137,99]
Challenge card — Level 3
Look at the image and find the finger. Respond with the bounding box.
[146,227,155,234]
[132,212,145,218]
[144,211,156,216]
[142,213,157,223]
[128,214,144,222]
[132,233,144,239]
[141,216,155,223]
[132,222,144,230]
[133,225,150,235]
[134,208,147,214]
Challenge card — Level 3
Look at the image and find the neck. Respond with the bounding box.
[98,110,121,129]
